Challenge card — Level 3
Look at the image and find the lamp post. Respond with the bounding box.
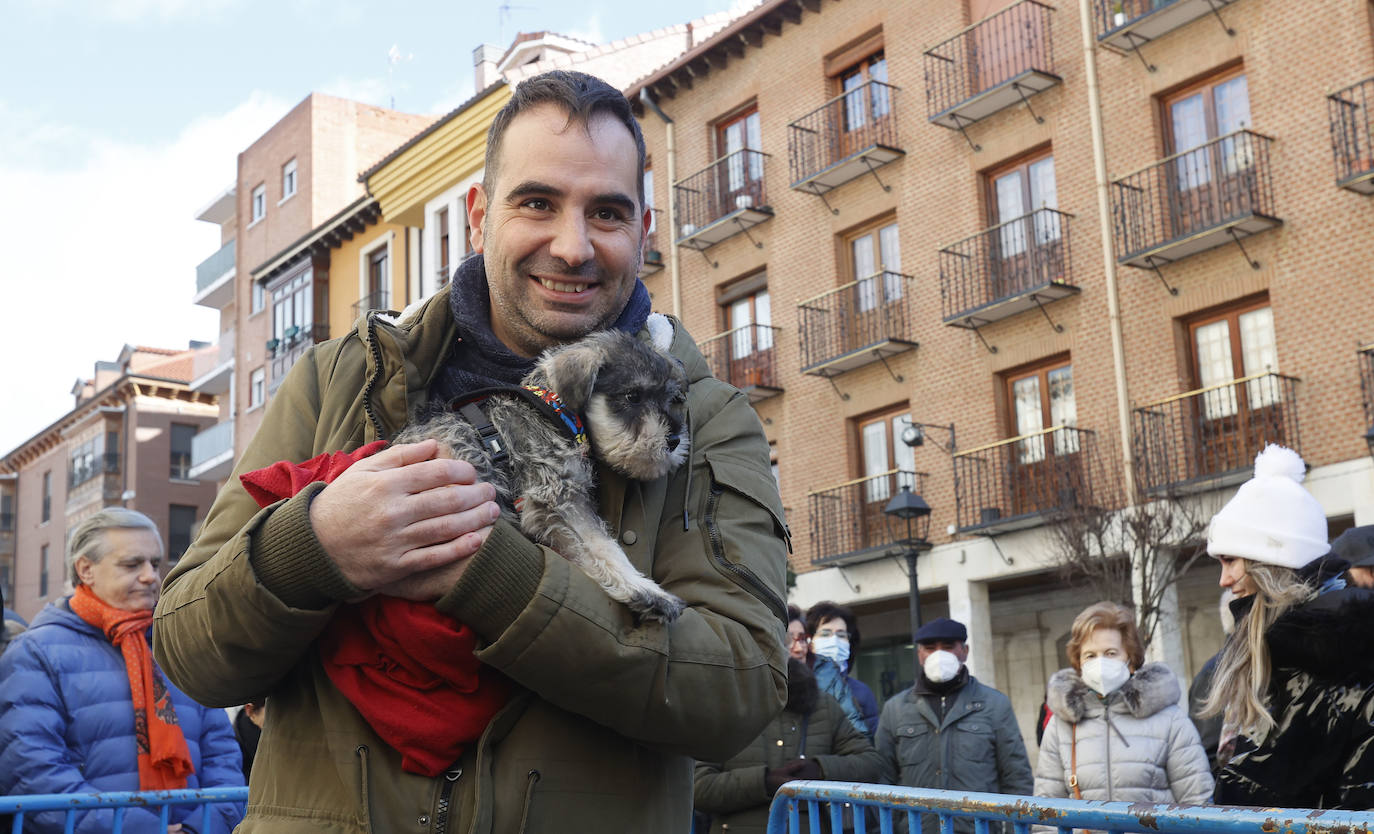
[884,483,933,678]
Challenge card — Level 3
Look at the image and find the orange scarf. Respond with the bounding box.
[70,584,193,790]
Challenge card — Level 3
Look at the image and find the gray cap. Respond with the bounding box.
[1331,525,1374,569]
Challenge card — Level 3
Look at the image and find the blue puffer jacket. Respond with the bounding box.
[0,598,245,833]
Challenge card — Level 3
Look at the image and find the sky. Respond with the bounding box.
[0,0,752,454]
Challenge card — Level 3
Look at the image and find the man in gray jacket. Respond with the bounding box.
[876,618,1032,833]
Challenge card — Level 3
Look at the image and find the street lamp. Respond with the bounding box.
[884,483,932,677]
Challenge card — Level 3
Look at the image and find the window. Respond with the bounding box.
[252,280,266,314]
[1163,70,1252,218]
[1,491,12,531]
[436,207,451,286]
[643,166,656,236]
[1,563,10,603]
[282,159,297,200]
[68,434,103,488]
[848,218,902,311]
[250,367,265,409]
[251,184,266,223]
[1005,358,1077,462]
[170,423,196,480]
[839,52,890,133]
[716,106,764,210]
[857,409,918,506]
[272,270,314,344]
[1189,298,1278,419]
[169,504,197,564]
[41,471,51,523]
[986,150,1064,292]
[367,246,390,309]
[39,545,48,598]
[719,274,773,388]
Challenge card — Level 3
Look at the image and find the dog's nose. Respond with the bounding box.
[666,434,681,452]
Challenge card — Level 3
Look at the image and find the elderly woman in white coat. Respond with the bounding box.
[1035,601,1213,806]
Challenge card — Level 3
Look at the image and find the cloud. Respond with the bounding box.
[0,91,292,453]
[16,0,241,23]
[565,14,604,45]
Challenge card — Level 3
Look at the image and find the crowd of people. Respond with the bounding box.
[0,68,1372,834]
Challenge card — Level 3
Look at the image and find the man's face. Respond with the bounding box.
[467,103,649,358]
[916,639,968,665]
[75,528,163,612]
[1348,565,1374,589]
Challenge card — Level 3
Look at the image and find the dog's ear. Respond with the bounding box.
[646,313,674,352]
[536,338,606,411]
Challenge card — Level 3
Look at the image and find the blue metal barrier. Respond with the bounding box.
[0,786,247,833]
[766,782,1374,834]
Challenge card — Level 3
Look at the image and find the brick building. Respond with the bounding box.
[626,0,1374,747]
[0,345,220,622]
[187,94,436,483]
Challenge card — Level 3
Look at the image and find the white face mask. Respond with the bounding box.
[1080,657,1131,696]
[811,634,850,666]
[922,649,962,684]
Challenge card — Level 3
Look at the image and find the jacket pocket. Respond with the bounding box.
[951,721,995,774]
[703,456,789,622]
[895,723,935,767]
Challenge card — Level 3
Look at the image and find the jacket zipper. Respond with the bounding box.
[705,484,787,622]
[361,314,387,439]
[432,768,461,834]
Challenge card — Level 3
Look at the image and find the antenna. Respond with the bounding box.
[497,0,536,45]
[386,44,413,109]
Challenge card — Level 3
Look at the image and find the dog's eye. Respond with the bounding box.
[623,391,642,405]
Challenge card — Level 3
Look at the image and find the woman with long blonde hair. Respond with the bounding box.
[1200,445,1374,808]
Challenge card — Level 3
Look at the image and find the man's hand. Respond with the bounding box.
[308,439,500,592]
[764,758,817,795]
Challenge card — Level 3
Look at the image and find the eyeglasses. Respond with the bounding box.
[815,628,849,641]
[788,635,810,646]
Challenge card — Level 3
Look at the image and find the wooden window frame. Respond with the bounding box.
[1185,295,1272,388]
[825,29,884,78]
[852,404,913,481]
[983,146,1054,226]
[1001,354,1073,438]
[715,103,760,160]
[1161,65,1248,156]
[841,213,901,284]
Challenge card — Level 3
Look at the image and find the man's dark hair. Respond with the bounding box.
[805,600,861,655]
[484,70,647,206]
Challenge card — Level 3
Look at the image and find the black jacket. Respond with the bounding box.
[1215,557,1374,809]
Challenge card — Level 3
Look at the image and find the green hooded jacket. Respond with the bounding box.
[153,285,789,834]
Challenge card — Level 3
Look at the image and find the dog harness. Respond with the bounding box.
[448,384,587,465]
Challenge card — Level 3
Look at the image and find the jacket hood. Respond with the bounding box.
[1265,585,1374,681]
[1047,662,1181,722]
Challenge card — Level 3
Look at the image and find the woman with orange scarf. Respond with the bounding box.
[0,508,245,833]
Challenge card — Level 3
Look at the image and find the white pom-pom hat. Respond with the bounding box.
[1206,444,1330,569]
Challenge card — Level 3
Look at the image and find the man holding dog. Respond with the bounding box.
[154,71,789,833]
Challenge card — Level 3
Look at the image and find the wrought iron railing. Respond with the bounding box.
[798,272,915,371]
[699,324,783,390]
[674,149,770,239]
[1133,371,1300,493]
[1360,344,1374,436]
[195,240,235,293]
[1,511,13,531]
[1092,0,1223,37]
[953,425,1098,531]
[352,290,392,318]
[270,323,330,388]
[924,0,1056,121]
[788,80,900,184]
[1329,76,1374,188]
[808,469,927,566]
[939,208,1073,321]
[1111,129,1276,263]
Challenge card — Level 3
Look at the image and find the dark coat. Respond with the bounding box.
[1214,573,1374,809]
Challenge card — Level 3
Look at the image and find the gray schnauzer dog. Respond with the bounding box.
[395,319,689,623]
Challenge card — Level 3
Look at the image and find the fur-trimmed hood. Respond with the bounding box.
[1046,662,1181,723]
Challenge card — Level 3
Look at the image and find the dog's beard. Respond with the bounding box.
[585,397,687,481]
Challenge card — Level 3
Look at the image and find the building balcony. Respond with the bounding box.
[193,240,236,309]
[788,80,904,197]
[698,324,783,403]
[925,0,1060,134]
[1095,0,1241,53]
[269,323,329,393]
[640,209,664,276]
[1,506,15,559]
[939,208,1079,329]
[189,419,234,483]
[352,290,392,319]
[1133,371,1300,495]
[1359,345,1374,448]
[190,331,235,396]
[953,426,1100,535]
[1329,76,1374,195]
[1111,130,1279,269]
[809,469,928,567]
[799,272,917,377]
[68,452,120,491]
[673,150,773,251]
